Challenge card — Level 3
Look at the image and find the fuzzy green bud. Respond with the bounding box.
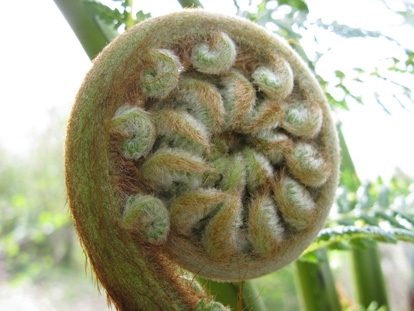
[282,101,323,138]
[243,149,274,192]
[192,32,237,74]
[240,100,284,134]
[286,142,331,188]
[141,148,211,196]
[154,109,210,154]
[252,56,294,99]
[218,70,256,130]
[140,49,182,98]
[170,189,228,236]
[122,194,170,244]
[206,155,246,192]
[203,194,242,259]
[248,192,284,256]
[249,130,291,165]
[68,12,340,303]
[273,174,316,230]
[111,105,156,159]
[175,77,225,134]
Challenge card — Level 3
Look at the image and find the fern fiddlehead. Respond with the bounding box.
[65,10,340,310]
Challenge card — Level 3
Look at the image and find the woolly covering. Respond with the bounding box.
[65,9,340,311]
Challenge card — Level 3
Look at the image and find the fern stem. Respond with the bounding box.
[337,123,389,310]
[350,247,389,309]
[125,0,135,29]
[199,278,267,311]
[198,278,240,310]
[177,0,204,8]
[293,249,341,311]
[238,281,268,311]
[53,0,116,59]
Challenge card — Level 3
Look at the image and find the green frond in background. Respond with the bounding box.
[83,0,151,30]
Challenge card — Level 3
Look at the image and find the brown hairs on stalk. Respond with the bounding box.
[109,132,154,197]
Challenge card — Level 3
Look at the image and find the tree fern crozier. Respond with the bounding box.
[65,10,340,310]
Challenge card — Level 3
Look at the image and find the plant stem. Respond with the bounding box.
[337,123,389,310]
[294,249,341,311]
[177,0,204,8]
[125,0,135,29]
[238,280,268,311]
[199,277,267,311]
[53,0,117,60]
[199,278,240,310]
[350,247,389,309]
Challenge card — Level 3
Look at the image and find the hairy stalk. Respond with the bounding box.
[65,10,339,310]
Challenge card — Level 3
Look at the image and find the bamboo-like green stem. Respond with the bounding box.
[337,123,389,310]
[53,0,116,60]
[177,0,204,8]
[199,278,267,311]
[198,278,240,310]
[238,281,268,311]
[125,0,135,29]
[294,249,341,311]
[350,247,389,309]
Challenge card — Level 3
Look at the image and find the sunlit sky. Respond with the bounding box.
[0,0,413,181]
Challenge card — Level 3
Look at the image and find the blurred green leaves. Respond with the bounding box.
[83,0,150,31]
[83,0,123,28]
[240,0,414,112]
[301,174,414,262]
[0,113,71,284]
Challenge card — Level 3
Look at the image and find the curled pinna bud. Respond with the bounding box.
[285,142,331,188]
[122,194,170,245]
[192,32,237,74]
[140,49,182,98]
[273,173,316,230]
[154,109,211,154]
[248,191,284,256]
[111,105,156,159]
[66,10,340,310]
[218,70,256,130]
[282,101,323,138]
[252,56,294,99]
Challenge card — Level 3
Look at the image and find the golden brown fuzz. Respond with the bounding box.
[65,10,340,311]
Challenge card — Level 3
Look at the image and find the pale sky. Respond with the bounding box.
[0,0,413,181]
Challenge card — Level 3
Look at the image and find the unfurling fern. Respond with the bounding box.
[65,10,340,310]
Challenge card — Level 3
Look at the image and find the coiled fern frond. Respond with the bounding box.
[65,10,340,310]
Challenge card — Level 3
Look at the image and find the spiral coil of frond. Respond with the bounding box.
[65,10,339,310]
